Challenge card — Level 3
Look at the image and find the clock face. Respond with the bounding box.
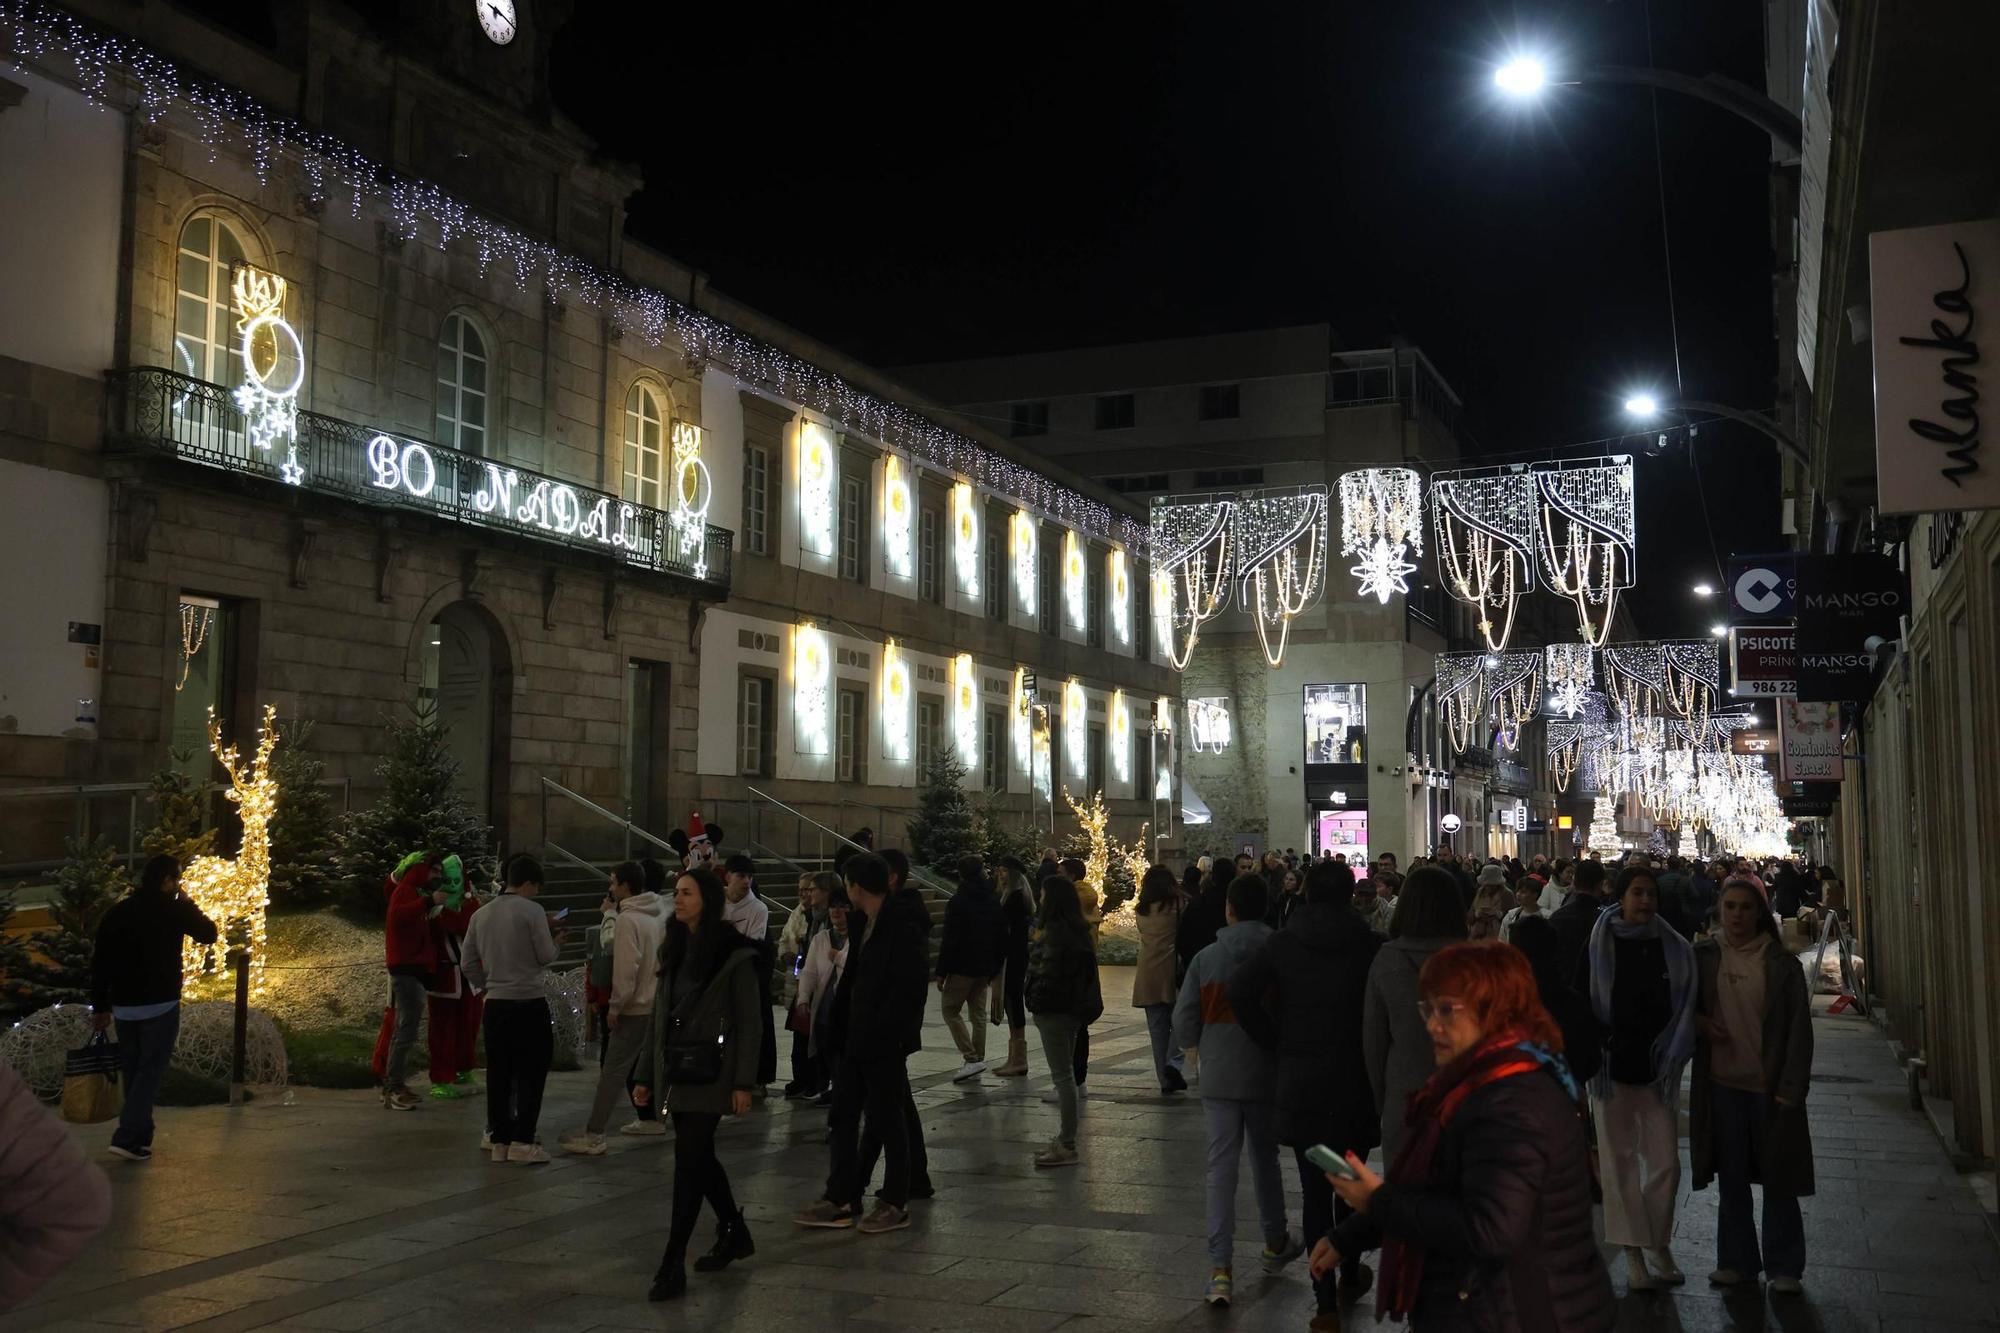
[477,0,517,45]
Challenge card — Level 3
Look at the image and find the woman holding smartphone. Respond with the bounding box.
[1309,942,1613,1332]
[632,868,764,1302]
[1690,878,1814,1294]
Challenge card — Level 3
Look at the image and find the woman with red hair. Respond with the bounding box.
[1309,941,1614,1331]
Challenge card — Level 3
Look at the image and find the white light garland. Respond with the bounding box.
[881,638,911,763]
[952,482,981,599]
[0,0,1150,556]
[951,652,979,773]
[798,421,835,560]
[1338,467,1423,603]
[1151,497,1234,670]
[1662,639,1720,733]
[1533,457,1636,648]
[1234,487,1329,669]
[228,266,304,485]
[1435,651,1489,753]
[1063,678,1089,791]
[1010,509,1038,618]
[1062,529,1087,632]
[667,420,711,580]
[1430,469,1536,652]
[1188,696,1232,755]
[1108,547,1132,647]
[792,622,831,756]
[1543,642,1596,719]
[881,455,913,579]
[1109,688,1131,784]
[1486,650,1544,736]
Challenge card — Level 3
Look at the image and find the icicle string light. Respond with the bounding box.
[1430,469,1536,652]
[0,0,1145,554]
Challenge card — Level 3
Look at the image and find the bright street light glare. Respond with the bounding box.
[1710,624,1728,638]
[1692,583,1715,596]
[1624,394,1661,417]
[1494,56,1548,95]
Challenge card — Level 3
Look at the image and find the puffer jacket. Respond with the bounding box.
[935,877,1006,979]
[827,889,932,1063]
[1172,920,1277,1101]
[1334,1065,1615,1332]
[1228,900,1381,1151]
[1024,921,1103,1023]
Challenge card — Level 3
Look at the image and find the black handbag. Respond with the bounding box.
[663,1023,724,1085]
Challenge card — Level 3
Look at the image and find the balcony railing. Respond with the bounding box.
[109,366,731,590]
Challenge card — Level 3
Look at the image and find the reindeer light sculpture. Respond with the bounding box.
[181,705,280,1003]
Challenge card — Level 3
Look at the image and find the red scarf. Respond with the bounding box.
[1376,1030,1547,1321]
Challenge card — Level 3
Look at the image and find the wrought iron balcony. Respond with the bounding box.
[109,366,731,591]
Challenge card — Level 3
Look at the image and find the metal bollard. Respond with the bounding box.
[231,950,249,1106]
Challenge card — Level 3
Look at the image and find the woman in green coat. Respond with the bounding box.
[1690,878,1814,1295]
[633,867,764,1302]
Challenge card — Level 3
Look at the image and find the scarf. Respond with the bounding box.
[1584,904,1697,1107]
[1378,1032,1576,1322]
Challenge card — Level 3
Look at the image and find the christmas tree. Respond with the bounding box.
[269,718,340,909]
[13,835,131,1012]
[1586,795,1623,856]
[333,705,492,919]
[0,887,36,1022]
[143,750,217,866]
[908,746,980,871]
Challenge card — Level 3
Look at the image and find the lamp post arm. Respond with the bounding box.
[1672,399,1812,470]
[1580,65,1803,154]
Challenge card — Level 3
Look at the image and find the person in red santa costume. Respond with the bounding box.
[371,853,484,1102]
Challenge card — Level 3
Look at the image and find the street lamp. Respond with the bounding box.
[1490,51,1802,154]
[1692,582,1715,597]
[1622,392,1810,470]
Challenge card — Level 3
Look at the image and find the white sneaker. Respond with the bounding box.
[619,1119,667,1136]
[952,1060,987,1083]
[507,1142,551,1165]
[479,1129,493,1151]
[560,1133,607,1156]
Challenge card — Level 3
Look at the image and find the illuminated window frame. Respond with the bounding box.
[622,383,665,508]
[1108,548,1132,648]
[880,638,912,765]
[798,419,836,559]
[1063,677,1089,793]
[1110,688,1132,785]
[952,652,980,776]
[881,454,914,579]
[792,622,832,756]
[1010,509,1038,618]
[951,482,982,599]
[1062,530,1087,634]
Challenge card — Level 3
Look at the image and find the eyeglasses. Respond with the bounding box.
[1417,999,1472,1023]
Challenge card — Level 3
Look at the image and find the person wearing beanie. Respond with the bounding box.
[1468,863,1510,942]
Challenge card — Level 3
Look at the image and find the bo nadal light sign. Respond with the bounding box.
[367,435,657,552]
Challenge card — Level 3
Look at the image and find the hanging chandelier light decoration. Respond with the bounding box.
[1435,651,1490,753]
[1543,642,1596,718]
[1430,467,1536,651]
[1150,496,1234,671]
[1233,486,1329,668]
[1544,689,1609,792]
[1337,467,1423,604]
[1662,639,1720,733]
[1486,650,1544,747]
[1602,641,1668,719]
[1532,456,1636,648]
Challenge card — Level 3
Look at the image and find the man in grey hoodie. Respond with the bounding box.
[461,854,565,1164]
[564,860,668,1154]
[1173,874,1300,1309]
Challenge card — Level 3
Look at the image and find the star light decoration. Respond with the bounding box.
[179,705,280,1002]
[0,1,1147,555]
[1534,457,1636,648]
[1435,652,1490,753]
[1544,642,1597,719]
[1234,487,1329,669]
[1338,468,1424,604]
[228,266,304,484]
[1150,496,1234,671]
[1431,468,1536,651]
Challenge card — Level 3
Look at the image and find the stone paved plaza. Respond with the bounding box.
[11,969,1998,1332]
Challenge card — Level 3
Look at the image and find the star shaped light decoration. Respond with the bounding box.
[278,448,305,485]
[1350,538,1417,604]
[1548,677,1590,719]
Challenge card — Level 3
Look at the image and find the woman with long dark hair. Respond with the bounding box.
[1363,867,1470,1164]
[1024,875,1102,1167]
[1690,878,1814,1294]
[633,868,764,1301]
[1586,864,1697,1293]
[990,855,1037,1076]
[1312,941,1614,1331]
[1131,865,1188,1094]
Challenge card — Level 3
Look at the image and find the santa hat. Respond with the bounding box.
[686,810,709,845]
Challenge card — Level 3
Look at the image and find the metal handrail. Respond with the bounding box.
[746,785,955,897]
[539,777,679,857]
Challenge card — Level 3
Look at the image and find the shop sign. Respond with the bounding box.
[1730,728,1779,756]
[1526,817,1549,833]
[1795,554,1906,701]
[1777,700,1845,783]
[1728,627,1797,697]
[1870,217,2000,515]
[1727,553,1796,619]
[1439,813,1463,834]
[1782,796,1836,818]
[1556,815,1574,830]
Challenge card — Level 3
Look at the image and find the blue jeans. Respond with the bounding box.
[1203,1097,1287,1267]
[1712,1085,1806,1279]
[113,1007,181,1151]
[1142,1003,1186,1089]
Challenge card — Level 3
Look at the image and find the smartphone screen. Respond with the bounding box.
[1305,1143,1359,1181]
[552,907,570,921]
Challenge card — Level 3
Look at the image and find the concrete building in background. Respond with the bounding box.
[903,328,1582,864]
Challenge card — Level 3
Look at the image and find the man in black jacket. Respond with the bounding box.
[935,855,1006,1082]
[856,849,935,1200]
[795,852,931,1235]
[89,854,219,1162]
[1549,858,1610,989]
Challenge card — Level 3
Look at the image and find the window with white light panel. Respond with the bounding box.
[1108,548,1132,648]
[791,623,831,756]
[952,482,981,599]
[1109,688,1132,785]
[952,653,980,775]
[1062,530,1087,634]
[880,638,911,765]
[1063,678,1089,792]
[1010,509,1038,619]
[797,420,835,560]
[881,454,913,579]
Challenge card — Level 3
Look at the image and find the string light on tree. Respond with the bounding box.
[1233,486,1329,668]
[1586,794,1623,855]
[1338,467,1424,603]
[179,705,280,1002]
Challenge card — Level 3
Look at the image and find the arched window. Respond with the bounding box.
[436,313,488,455]
[174,213,251,385]
[623,383,664,507]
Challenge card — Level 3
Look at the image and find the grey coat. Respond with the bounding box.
[633,940,763,1115]
[1364,935,1454,1165]
[1689,935,1815,1197]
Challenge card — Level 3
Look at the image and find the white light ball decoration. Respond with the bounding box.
[2,1002,287,1102]
[1338,467,1424,604]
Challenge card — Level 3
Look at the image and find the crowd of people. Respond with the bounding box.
[31,826,1839,1329]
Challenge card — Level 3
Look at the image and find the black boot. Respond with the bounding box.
[648,1255,687,1301]
[692,1214,755,1272]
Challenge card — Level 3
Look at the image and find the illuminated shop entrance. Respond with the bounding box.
[1304,683,1368,861]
